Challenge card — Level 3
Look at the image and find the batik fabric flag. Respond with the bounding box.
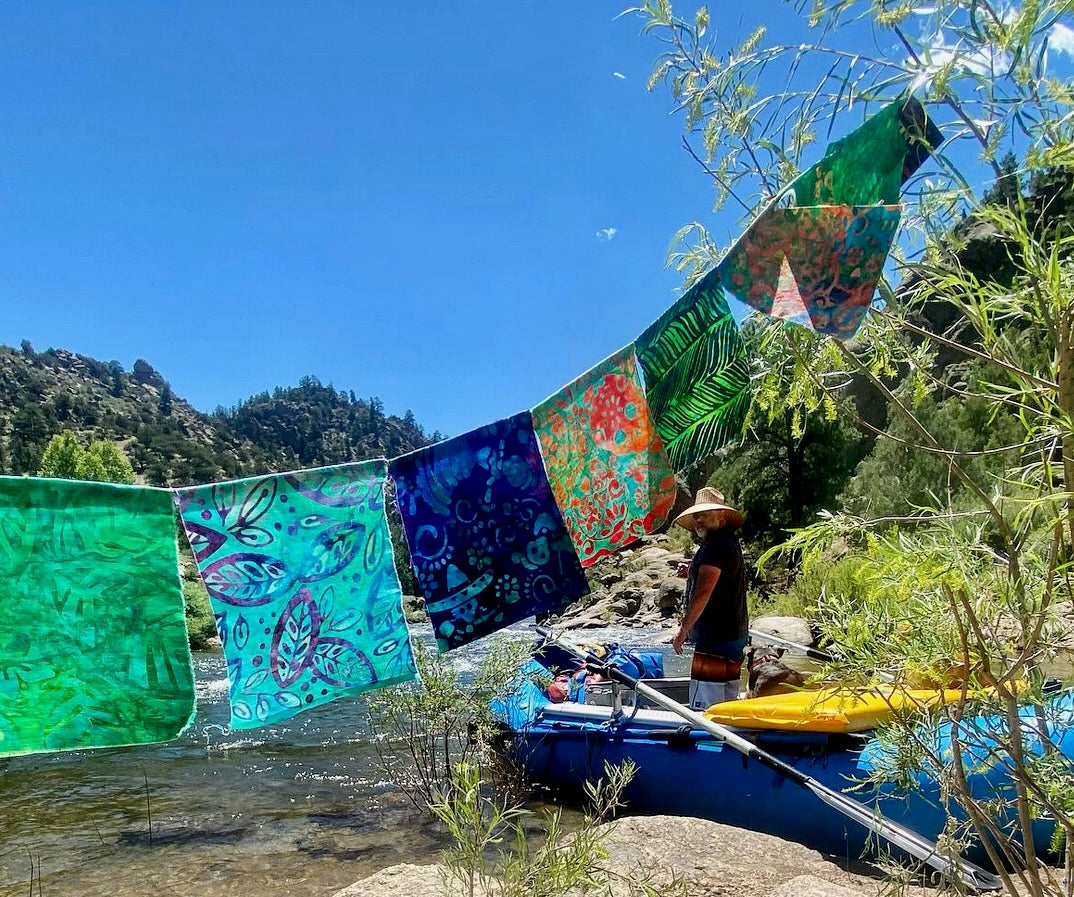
[0,477,194,755]
[532,346,676,566]
[176,461,415,729]
[636,271,752,473]
[793,97,944,207]
[719,204,902,339]
[390,413,590,651]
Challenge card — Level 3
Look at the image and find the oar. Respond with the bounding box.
[535,626,1002,892]
[749,628,834,664]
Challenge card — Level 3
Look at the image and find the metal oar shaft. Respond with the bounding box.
[535,627,1001,892]
[749,628,833,663]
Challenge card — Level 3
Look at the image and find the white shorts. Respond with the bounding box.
[689,678,740,710]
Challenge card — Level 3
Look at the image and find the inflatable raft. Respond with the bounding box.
[493,653,1074,866]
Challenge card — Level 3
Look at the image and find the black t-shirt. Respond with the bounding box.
[686,529,748,651]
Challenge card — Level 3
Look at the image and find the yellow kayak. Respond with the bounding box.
[704,686,963,733]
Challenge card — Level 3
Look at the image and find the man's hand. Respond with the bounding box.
[671,626,688,655]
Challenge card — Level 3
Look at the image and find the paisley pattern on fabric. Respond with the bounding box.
[532,346,676,566]
[0,478,194,755]
[793,97,944,207]
[390,413,590,651]
[635,271,752,473]
[719,204,902,339]
[176,461,415,729]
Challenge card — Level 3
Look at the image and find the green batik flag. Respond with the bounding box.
[635,269,752,472]
[0,477,195,755]
[793,96,944,206]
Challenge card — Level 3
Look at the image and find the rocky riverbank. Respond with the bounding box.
[332,815,936,897]
[553,533,691,630]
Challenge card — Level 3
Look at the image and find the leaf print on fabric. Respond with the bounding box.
[636,271,752,472]
[299,522,367,582]
[390,413,589,652]
[176,462,415,730]
[533,346,676,566]
[200,553,289,607]
[0,478,195,756]
[211,477,278,548]
[312,638,375,687]
[271,587,321,687]
[718,204,901,340]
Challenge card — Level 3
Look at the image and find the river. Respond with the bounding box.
[0,623,679,897]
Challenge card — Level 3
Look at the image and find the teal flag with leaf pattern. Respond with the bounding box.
[176,461,416,729]
[0,477,195,756]
[635,270,752,473]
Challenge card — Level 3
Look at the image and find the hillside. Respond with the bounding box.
[0,343,435,486]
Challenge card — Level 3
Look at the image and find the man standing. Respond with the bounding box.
[670,487,747,709]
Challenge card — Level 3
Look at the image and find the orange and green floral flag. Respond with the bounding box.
[719,204,902,339]
[0,477,195,755]
[532,346,676,566]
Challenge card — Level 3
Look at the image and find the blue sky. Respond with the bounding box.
[0,2,1055,438]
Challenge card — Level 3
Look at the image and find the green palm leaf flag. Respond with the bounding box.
[0,477,195,755]
[636,269,752,473]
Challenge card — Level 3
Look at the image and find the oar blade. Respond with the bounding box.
[809,784,1002,891]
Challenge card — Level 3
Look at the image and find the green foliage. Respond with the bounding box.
[640,1,1074,888]
[87,440,136,484]
[182,575,218,651]
[37,431,136,484]
[365,637,533,811]
[215,375,435,469]
[37,431,84,479]
[431,760,681,897]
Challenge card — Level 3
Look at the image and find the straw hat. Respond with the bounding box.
[673,486,744,531]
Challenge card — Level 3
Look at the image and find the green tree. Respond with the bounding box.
[86,440,136,484]
[37,431,85,479]
[37,431,137,484]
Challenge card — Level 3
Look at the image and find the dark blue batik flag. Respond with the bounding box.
[390,412,589,651]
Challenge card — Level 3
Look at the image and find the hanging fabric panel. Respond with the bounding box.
[635,271,752,473]
[532,346,677,565]
[390,413,589,651]
[719,204,902,339]
[176,461,415,729]
[0,477,195,755]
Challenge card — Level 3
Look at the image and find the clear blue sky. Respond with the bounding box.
[0,2,1002,438]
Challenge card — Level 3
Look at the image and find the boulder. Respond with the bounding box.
[751,616,814,649]
[768,875,867,897]
[333,817,894,897]
[331,863,458,897]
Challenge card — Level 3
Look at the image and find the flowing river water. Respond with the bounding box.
[0,624,680,897]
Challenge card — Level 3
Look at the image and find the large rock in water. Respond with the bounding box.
[331,816,901,897]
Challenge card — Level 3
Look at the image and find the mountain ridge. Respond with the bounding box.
[0,342,436,486]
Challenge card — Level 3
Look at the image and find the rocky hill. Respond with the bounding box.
[0,342,434,486]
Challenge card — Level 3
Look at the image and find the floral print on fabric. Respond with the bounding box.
[0,478,194,755]
[390,413,589,651]
[176,461,415,729]
[718,204,901,340]
[532,346,676,566]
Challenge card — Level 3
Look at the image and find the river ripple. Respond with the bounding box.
[0,624,676,897]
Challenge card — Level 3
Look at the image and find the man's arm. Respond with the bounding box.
[671,564,721,655]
